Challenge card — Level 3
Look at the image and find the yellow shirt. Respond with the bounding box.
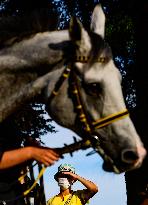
[47,190,89,205]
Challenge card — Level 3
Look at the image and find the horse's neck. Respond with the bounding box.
[0,30,69,74]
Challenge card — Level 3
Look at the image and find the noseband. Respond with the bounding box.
[48,62,129,134]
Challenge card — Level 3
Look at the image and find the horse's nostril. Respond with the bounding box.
[122,149,139,164]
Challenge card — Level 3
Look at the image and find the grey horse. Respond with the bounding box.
[0,5,146,173]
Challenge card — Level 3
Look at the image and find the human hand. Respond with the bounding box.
[29,147,60,166]
[62,171,79,182]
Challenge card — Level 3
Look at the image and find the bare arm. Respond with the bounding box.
[0,146,59,169]
[75,175,98,193]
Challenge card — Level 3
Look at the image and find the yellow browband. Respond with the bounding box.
[75,56,106,63]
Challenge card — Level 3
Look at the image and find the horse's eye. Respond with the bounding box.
[83,82,102,96]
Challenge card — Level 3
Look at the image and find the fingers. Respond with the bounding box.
[42,149,60,166]
[62,172,70,175]
[63,172,75,176]
[62,172,77,179]
[42,155,57,167]
[45,152,59,163]
[47,149,60,158]
[31,147,60,167]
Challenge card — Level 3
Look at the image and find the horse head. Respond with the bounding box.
[46,5,146,173]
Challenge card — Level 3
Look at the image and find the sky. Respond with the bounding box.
[36,121,127,205]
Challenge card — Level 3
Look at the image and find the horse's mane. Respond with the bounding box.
[0,8,58,47]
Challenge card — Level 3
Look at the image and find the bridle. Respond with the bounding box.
[47,57,129,135]
[47,59,129,174]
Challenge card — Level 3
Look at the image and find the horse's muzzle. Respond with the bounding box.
[103,145,147,173]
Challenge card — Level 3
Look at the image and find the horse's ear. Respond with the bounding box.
[90,4,105,38]
[69,17,91,47]
[69,17,82,41]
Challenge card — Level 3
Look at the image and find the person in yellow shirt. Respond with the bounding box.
[47,163,99,205]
